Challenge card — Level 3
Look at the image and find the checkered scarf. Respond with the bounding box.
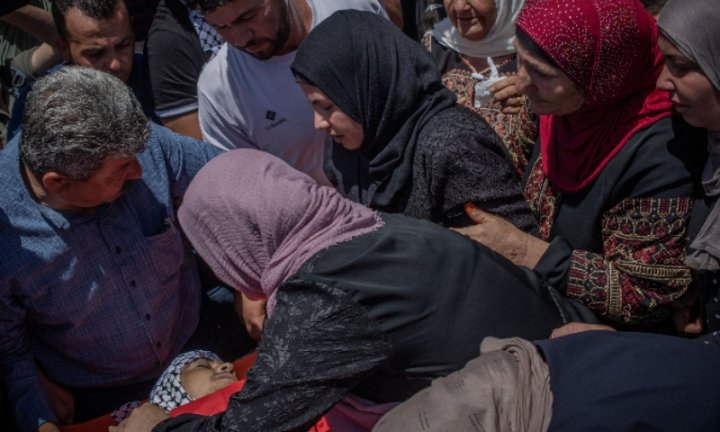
[188,8,225,57]
[149,350,223,412]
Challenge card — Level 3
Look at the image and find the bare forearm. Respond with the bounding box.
[29,43,62,75]
[162,111,204,141]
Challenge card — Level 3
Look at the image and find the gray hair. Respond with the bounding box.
[21,67,149,180]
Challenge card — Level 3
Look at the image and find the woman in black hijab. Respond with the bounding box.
[291,10,536,231]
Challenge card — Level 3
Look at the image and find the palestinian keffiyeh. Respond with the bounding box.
[149,350,223,412]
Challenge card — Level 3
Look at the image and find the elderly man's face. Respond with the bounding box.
[51,156,143,211]
[204,0,292,59]
[58,3,135,84]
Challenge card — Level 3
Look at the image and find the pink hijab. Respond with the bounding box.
[178,149,383,315]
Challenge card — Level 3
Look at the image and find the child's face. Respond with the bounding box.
[180,358,237,399]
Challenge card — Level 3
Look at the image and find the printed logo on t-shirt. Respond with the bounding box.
[264,110,287,131]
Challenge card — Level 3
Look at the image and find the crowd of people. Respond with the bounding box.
[1,0,719,431]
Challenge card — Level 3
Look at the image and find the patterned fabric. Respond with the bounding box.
[0,124,220,432]
[516,0,673,194]
[152,278,393,432]
[422,35,537,176]
[149,350,222,412]
[111,400,143,422]
[523,156,559,240]
[187,8,224,57]
[400,105,538,232]
[565,197,693,324]
[443,68,535,176]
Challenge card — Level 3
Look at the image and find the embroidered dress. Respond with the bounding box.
[517,0,706,325]
[423,35,537,176]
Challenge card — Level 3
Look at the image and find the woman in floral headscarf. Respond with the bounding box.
[455,0,707,328]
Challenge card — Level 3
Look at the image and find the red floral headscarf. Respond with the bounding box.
[517,0,673,193]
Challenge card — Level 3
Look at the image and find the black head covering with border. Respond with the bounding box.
[291,10,456,210]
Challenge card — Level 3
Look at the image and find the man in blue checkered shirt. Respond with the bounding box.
[0,67,225,432]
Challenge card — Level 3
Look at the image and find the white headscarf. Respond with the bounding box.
[431,0,526,58]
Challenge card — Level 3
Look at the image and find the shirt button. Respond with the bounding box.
[115,246,122,254]
[145,314,151,321]
[130,280,136,288]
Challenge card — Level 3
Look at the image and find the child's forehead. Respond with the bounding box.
[173,350,223,370]
[184,357,216,368]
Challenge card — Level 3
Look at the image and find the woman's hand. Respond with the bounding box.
[490,76,525,114]
[235,292,267,341]
[452,204,549,269]
[550,322,616,339]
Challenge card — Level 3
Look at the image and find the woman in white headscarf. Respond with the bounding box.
[424,0,534,174]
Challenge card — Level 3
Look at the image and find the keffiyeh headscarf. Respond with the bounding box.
[149,350,222,412]
[177,149,384,315]
[432,0,526,58]
[181,0,225,57]
[517,0,672,194]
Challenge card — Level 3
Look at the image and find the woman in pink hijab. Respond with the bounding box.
[157,148,594,432]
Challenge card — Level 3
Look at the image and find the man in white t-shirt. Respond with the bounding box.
[196,0,387,185]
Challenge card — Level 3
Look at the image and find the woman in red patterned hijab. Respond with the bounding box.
[516,0,672,193]
[455,0,707,328]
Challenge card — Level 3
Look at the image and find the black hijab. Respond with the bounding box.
[291,10,456,210]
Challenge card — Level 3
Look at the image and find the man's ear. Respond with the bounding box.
[42,171,71,194]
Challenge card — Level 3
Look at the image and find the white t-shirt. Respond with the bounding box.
[198,0,387,185]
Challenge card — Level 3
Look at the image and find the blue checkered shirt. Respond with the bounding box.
[0,124,221,431]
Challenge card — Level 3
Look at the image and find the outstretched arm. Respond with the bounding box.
[119,280,391,432]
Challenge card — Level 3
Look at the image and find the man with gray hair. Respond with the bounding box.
[0,67,224,432]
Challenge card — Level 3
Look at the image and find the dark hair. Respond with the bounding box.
[196,0,233,15]
[515,28,560,70]
[52,0,128,41]
[641,0,667,16]
[21,67,148,179]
